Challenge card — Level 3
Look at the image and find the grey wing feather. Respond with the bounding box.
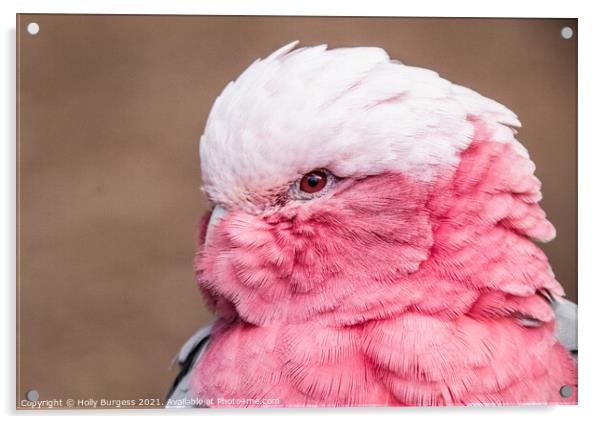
[552,298,578,359]
[165,320,215,408]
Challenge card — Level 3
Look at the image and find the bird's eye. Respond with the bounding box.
[299,170,328,193]
[288,169,337,201]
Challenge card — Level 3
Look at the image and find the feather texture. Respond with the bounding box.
[190,43,577,407]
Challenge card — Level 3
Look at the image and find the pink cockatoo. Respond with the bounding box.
[168,42,577,408]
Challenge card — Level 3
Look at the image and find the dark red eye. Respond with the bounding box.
[299,170,328,194]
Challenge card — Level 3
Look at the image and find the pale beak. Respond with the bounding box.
[205,205,228,247]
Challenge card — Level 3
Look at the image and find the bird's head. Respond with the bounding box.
[195,42,560,326]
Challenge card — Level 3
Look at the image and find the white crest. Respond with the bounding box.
[200,43,524,209]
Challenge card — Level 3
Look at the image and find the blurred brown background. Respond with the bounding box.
[16,15,577,408]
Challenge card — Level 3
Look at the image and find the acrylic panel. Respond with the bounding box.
[16,14,577,409]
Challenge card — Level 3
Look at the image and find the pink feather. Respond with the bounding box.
[191,44,577,407]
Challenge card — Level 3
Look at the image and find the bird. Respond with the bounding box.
[166,41,578,408]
